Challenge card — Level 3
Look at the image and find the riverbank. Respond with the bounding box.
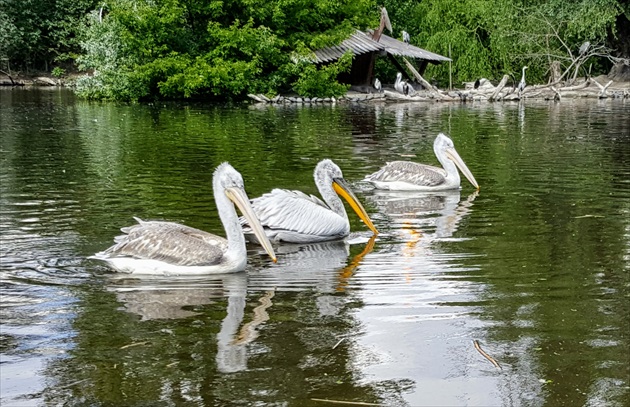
[3,71,629,103]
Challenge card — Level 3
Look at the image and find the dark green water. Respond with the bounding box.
[1,88,629,406]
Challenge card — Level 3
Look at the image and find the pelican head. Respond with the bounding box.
[434,134,479,190]
[315,160,378,235]
[214,163,277,263]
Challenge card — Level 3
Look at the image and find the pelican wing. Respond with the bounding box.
[366,161,447,187]
[242,189,348,237]
[104,218,227,266]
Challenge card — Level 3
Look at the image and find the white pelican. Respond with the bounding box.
[92,163,277,275]
[374,77,382,93]
[394,72,414,95]
[402,30,410,44]
[518,66,528,97]
[364,133,479,191]
[242,159,378,244]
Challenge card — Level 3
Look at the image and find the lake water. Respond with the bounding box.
[1,88,629,406]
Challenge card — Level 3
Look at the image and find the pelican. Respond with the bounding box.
[402,30,410,44]
[241,159,378,244]
[374,77,382,93]
[394,72,414,95]
[518,66,528,97]
[364,133,479,191]
[91,163,277,275]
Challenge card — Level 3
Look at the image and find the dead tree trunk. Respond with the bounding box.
[489,75,510,101]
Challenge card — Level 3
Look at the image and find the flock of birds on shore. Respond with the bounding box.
[92,133,479,275]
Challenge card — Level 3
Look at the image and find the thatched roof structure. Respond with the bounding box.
[313,30,450,64]
[312,30,450,86]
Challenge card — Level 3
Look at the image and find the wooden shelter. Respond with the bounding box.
[313,30,451,86]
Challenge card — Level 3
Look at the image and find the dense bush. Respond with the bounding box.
[2,0,626,99]
[74,0,374,101]
[0,0,98,72]
[378,0,625,86]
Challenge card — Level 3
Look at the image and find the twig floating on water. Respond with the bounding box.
[332,337,346,350]
[311,398,383,406]
[473,340,502,370]
[120,341,149,349]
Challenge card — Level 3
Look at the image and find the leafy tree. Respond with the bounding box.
[75,0,375,101]
[378,0,625,86]
[0,0,98,72]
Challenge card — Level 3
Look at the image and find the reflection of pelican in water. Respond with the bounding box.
[107,273,271,373]
[242,159,378,244]
[92,163,276,275]
[249,234,377,293]
[365,133,479,191]
[366,190,478,244]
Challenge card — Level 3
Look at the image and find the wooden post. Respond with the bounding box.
[449,43,452,91]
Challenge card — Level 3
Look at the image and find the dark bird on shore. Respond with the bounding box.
[474,79,481,89]
[518,66,528,98]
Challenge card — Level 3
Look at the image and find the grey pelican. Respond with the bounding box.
[394,72,414,95]
[364,133,479,191]
[92,163,277,275]
[518,66,528,97]
[402,30,410,44]
[242,159,378,244]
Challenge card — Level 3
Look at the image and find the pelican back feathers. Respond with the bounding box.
[102,217,227,267]
[366,161,448,190]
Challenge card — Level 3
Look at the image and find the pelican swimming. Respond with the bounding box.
[241,159,378,244]
[92,163,277,275]
[364,133,479,191]
[394,72,414,95]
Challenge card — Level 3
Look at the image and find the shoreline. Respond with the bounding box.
[3,72,629,103]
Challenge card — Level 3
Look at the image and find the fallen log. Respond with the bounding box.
[592,78,613,98]
[403,58,443,99]
[488,75,510,101]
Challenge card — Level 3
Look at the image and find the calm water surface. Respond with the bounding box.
[1,89,629,406]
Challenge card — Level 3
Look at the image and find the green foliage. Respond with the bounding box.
[51,67,66,77]
[379,0,623,86]
[292,52,353,97]
[74,0,375,101]
[9,0,624,97]
[0,0,99,72]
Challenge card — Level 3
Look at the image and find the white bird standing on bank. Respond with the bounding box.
[374,77,382,93]
[518,66,528,98]
[364,133,479,191]
[242,159,378,244]
[92,163,277,275]
[403,31,411,44]
[394,72,414,95]
[402,30,410,44]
